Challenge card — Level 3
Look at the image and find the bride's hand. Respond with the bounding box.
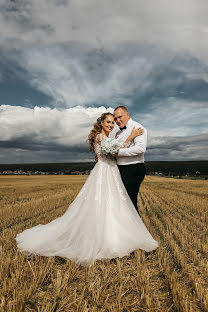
[130,127,144,140]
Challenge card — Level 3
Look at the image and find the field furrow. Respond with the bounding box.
[0,175,207,312]
[140,193,203,311]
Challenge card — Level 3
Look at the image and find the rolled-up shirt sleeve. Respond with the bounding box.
[118,128,147,157]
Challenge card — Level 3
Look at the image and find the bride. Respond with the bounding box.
[16,112,159,267]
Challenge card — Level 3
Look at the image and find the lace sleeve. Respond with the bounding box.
[94,133,102,160]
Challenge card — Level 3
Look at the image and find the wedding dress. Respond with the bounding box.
[16,133,158,267]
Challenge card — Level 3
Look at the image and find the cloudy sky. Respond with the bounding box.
[0,0,208,163]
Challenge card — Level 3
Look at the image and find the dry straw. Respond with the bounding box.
[0,175,207,311]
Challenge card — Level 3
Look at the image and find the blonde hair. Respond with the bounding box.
[87,112,114,152]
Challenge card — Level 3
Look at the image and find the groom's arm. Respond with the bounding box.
[117,128,147,156]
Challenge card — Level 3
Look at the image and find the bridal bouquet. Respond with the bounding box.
[101,138,121,155]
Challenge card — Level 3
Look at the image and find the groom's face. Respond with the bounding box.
[114,108,130,128]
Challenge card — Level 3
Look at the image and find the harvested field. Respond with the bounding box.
[0,175,207,311]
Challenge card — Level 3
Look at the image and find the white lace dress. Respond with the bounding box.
[16,133,159,267]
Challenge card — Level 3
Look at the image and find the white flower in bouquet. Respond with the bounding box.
[101,138,121,155]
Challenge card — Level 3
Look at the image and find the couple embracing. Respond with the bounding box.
[92,105,147,217]
[16,106,159,267]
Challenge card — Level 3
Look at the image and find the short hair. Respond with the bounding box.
[114,105,129,113]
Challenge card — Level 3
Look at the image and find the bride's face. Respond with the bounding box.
[101,115,115,133]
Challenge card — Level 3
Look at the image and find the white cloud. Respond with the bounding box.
[0,104,119,163]
[0,104,207,163]
[0,104,115,146]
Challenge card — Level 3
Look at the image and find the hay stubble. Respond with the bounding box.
[0,175,207,311]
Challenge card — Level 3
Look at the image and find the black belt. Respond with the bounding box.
[118,163,145,167]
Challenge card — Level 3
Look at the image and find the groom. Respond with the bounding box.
[113,106,147,216]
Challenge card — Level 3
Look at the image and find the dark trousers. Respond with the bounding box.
[117,163,146,215]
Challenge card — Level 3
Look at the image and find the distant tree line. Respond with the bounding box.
[0,161,208,175]
[145,161,208,175]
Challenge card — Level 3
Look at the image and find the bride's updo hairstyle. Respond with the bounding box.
[88,112,114,152]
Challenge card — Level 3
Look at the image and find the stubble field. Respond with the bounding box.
[0,175,207,312]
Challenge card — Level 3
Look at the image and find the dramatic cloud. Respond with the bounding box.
[0,105,116,162]
[1,0,208,109]
[1,41,208,112]
[0,104,114,146]
[1,0,208,57]
[147,133,208,161]
[0,104,207,163]
[0,0,207,162]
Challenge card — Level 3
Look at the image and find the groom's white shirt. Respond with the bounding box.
[115,118,147,165]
